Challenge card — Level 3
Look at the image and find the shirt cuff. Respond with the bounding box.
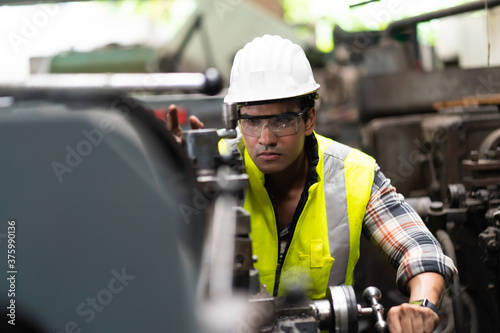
[396,247,457,296]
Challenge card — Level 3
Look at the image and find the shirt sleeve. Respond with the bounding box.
[362,165,457,296]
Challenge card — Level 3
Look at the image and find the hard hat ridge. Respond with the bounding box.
[224,34,320,104]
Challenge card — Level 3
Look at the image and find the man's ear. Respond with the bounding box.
[305,107,316,136]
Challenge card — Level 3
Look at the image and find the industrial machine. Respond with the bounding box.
[345,2,500,332]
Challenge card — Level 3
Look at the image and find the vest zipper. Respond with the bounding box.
[271,189,310,297]
[269,134,319,297]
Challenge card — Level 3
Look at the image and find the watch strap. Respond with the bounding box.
[410,299,439,315]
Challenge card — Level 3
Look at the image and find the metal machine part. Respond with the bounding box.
[0,68,222,99]
[422,144,500,332]
[183,127,238,175]
[222,102,238,130]
[248,285,388,333]
[363,105,500,199]
[327,285,359,333]
[183,128,224,173]
[183,102,239,174]
[362,287,388,333]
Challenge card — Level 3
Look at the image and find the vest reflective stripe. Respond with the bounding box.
[245,133,375,299]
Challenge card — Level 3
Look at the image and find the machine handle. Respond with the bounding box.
[362,287,388,333]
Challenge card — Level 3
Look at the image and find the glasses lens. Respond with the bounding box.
[238,113,302,137]
[269,114,300,136]
[239,118,264,137]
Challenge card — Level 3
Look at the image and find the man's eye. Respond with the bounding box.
[275,116,295,127]
[245,118,262,126]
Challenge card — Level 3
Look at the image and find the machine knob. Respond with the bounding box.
[362,287,388,333]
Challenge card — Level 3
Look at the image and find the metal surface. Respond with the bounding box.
[184,129,223,173]
[222,103,238,130]
[427,187,500,332]
[0,68,223,98]
[362,287,387,332]
[327,286,358,333]
[359,67,500,120]
[363,106,500,199]
[209,193,237,298]
[310,299,333,331]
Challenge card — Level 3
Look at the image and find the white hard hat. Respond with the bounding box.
[224,35,320,104]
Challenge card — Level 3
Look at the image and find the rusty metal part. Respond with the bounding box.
[434,94,500,110]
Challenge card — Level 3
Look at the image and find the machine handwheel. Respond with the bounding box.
[327,285,359,333]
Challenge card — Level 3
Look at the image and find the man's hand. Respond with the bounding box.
[387,303,439,333]
[166,104,204,144]
[387,272,445,332]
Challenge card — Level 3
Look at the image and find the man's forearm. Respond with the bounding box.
[407,272,446,307]
[387,272,444,332]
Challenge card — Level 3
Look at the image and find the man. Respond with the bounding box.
[168,35,456,333]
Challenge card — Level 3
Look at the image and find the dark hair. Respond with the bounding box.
[297,92,318,122]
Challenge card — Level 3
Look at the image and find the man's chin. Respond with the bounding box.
[255,161,284,175]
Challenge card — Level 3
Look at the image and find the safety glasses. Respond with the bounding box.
[237,107,309,138]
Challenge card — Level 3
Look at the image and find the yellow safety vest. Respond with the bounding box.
[244,133,376,299]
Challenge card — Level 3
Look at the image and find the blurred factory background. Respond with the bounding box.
[1,0,500,332]
[3,0,500,140]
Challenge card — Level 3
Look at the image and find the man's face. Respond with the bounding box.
[239,100,315,175]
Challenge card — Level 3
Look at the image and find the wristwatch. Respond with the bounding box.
[410,299,439,315]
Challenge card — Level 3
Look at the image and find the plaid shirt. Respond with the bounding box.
[363,165,458,295]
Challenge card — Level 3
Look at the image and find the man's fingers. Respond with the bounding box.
[423,309,439,332]
[166,104,179,131]
[387,304,438,333]
[387,307,403,333]
[189,115,204,130]
[166,106,204,143]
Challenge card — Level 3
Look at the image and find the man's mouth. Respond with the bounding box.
[258,152,281,161]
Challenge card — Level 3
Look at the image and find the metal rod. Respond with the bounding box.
[349,0,380,8]
[0,68,222,97]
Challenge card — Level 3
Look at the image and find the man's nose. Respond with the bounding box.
[258,124,278,146]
